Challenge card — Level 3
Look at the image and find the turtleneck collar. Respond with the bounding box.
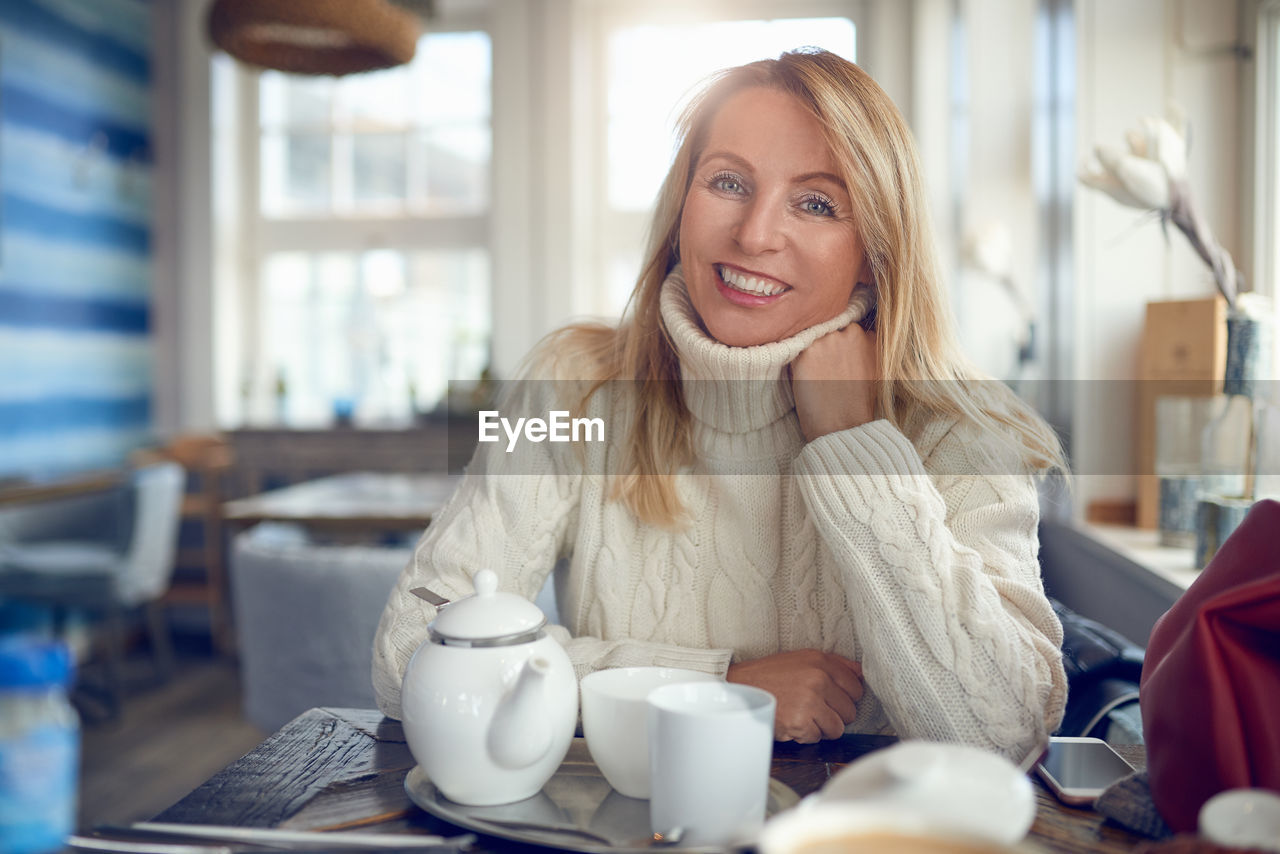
[659,266,869,434]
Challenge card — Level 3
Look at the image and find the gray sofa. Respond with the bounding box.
[229,524,412,732]
[230,523,563,732]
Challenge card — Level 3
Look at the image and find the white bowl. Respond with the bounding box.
[758,801,1021,854]
[807,740,1036,847]
[580,666,717,799]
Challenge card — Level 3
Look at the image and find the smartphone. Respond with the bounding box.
[1034,736,1135,806]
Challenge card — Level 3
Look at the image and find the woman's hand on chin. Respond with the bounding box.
[790,324,880,441]
[726,650,864,743]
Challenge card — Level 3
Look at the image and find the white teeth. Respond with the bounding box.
[717,265,787,296]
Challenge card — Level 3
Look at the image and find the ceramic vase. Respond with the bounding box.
[1196,304,1274,567]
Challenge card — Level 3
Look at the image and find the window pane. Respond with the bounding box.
[606,18,857,211]
[607,118,669,211]
[407,250,491,409]
[261,252,320,424]
[420,126,490,212]
[337,66,412,128]
[261,132,332,213]
[609,251,641,318]
[260,72,333,128]
[257,29,491,220]
[414,31,492,124]
[353,133,408,204]
[259,249,490,425]
[363,249,407,298]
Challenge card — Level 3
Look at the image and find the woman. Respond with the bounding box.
[373,49,1068,759]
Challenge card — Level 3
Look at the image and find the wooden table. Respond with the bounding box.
[0,469,123,507]
[223,472,460,537]
[148,707,1152,853]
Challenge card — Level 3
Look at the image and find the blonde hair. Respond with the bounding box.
[543,49,1066,527]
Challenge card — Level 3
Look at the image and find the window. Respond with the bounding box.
[1259,1,1280,305]
[231,29,493,426]
[215,4,867,426]
[588,9,860,315]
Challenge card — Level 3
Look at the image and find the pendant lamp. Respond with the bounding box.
[208,0,422,76]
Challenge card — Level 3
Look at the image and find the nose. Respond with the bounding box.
[732,195,786,255]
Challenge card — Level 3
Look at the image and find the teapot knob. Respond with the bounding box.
[474,569,499,597]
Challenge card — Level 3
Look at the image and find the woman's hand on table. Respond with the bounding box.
[790,324,879,441]
[727,649,864,743]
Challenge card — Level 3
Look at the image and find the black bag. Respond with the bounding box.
[1051,599,1145,740]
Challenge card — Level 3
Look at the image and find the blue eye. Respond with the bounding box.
[710,172,745,194]
[801,195,835,216]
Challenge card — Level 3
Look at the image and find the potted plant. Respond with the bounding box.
[1080,108,1273,564]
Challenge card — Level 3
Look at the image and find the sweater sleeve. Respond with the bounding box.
[792,418,1067,763]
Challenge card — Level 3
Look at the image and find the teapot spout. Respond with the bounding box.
[487,656,554,770]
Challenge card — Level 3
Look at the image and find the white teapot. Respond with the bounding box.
[400,569,577,806]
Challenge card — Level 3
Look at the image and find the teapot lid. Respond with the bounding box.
[428,569,547,645]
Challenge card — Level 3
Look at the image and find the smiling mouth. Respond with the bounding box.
[716,265,790,297]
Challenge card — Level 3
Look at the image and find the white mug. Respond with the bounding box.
[581,667,718,798]
[647,681,776,846]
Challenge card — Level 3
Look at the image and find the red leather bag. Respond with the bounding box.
[1139,498,1280,832]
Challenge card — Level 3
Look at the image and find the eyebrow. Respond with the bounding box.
[700,150,847,189]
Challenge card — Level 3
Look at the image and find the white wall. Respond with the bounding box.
[1071,0,1251,518]
[150,0,180,437]
[151,0,218,436]
[952,0,1039,381]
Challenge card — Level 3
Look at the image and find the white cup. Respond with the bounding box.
[1199,789,1280,852]
[647,681,776,846]
[580,667,718,798]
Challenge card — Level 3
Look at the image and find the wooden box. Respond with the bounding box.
[1135,296,1227,528]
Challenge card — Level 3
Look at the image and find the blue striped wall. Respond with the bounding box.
[0,0,153,479]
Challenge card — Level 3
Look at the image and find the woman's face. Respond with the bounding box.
[678,86,868,348]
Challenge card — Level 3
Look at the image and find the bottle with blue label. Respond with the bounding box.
[0,637,79,854]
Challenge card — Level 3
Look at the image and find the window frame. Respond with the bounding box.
[226,11,496,426]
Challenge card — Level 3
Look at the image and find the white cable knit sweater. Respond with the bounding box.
[373,271,1067,761]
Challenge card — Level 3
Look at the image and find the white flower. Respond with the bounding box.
[1080,142,1172,212]
[1124,116,1187,182]
[963,221,1013,279]
[1080,111,1189,212]
[1082,143,1170,209]
[1147,116,1188,181]
[1078,106,1240,310]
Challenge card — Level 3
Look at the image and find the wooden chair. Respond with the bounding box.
[147,435,237,655]
[0,461,187,716]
